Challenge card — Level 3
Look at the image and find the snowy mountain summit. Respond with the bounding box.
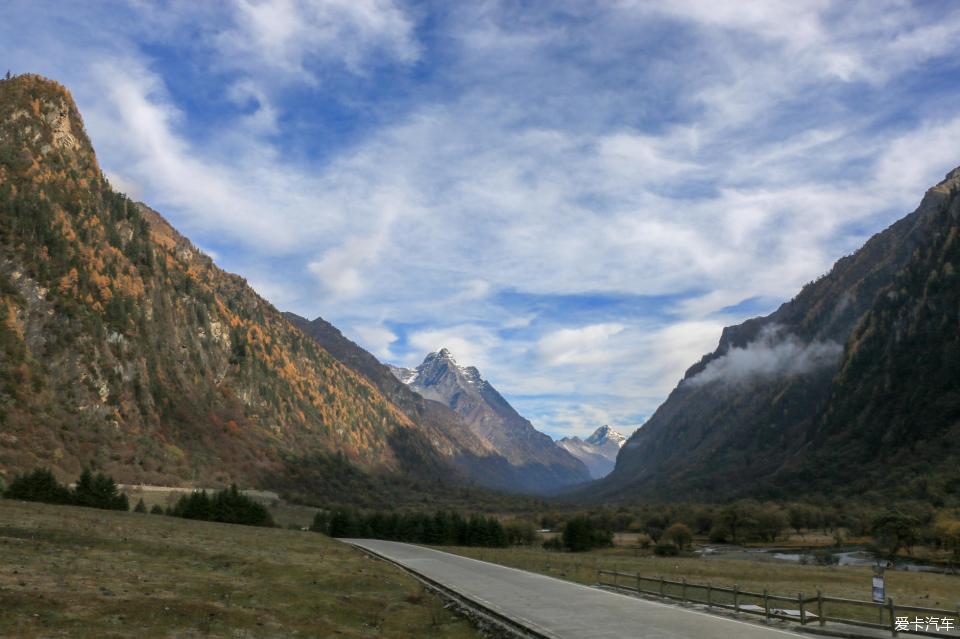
[585,425,626,448]
[389,348,591,491]
[557,425,627,479]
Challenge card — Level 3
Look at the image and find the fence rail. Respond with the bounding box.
[597,570,959,638]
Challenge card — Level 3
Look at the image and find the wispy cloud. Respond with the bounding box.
[2,0,959,437]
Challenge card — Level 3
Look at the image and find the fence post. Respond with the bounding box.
[799,592,805,625]
[682,578,687,602]
[817,590,824,627]
[636,573,641,593]
[659,576,665,598]
[733,585,740,613]
[707,583,712,608]
[764,588,770,623]
[888,597,896,638]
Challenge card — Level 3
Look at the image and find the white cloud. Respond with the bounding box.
[216,0,419,80]
[404,325,501,372]
[351,323,398,360]
[686,324,843,387]
[537,324,626,366]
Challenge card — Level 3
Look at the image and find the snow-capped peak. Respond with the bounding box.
[585,425,626,447]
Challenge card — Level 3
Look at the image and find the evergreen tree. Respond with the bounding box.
[72,468,128,510]
[134,498,147,513]
[3,468,72,504]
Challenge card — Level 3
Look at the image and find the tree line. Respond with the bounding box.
[3,467,272,527]
[4,467,128,510]
[312,508,512,548]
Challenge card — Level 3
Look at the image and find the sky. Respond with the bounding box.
[3,1,960,440]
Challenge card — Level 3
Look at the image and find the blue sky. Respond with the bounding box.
[3,1,960,439]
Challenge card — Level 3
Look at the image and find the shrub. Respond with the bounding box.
[562,516,613,552]
[134,498,147,513]
[654,542,680,556]
[871,511,919,557]
[708,524,730,543]
[310,510,330,534]
[150,504,164,514]
[662,523,693,549]
[542,536,564,551]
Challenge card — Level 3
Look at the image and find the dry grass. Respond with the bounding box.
[119,484,320,528]
[0,499,482,639]
[441,544,960,615]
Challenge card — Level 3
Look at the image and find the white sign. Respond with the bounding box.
[872,575,885,603]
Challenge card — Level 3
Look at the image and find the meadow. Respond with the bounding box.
[0,499,481,639]
[441,543,960,612]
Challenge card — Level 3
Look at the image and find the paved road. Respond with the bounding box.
[346,539,806,639]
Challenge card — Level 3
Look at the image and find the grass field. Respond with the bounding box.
[442,544,960,613]
[0,499,482,639]
[118,484,320,529]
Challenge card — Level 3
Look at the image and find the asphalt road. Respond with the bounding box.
[346,539,807,639]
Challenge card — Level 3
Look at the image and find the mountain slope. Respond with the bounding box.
[0,74,459,504]
[283,313,565,493]
[557,425,626,479]
[392,349,590,491]
[588,166,960,502]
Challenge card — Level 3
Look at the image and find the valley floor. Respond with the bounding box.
[440,545,959,612]
[0,500,481,639]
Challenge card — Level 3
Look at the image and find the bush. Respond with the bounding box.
[505,520,537,546]
[662,523,693,549]
[310,510,330,534]
[542,536,564,551]
[708,524,731,543]
[654,542,680,556]
[134,498,147,513]
[871,511,919,557]
[562,516,613,552]
[150,504,164,514]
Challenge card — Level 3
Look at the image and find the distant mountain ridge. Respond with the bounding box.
[391,349,591,491]
[284,314,587,493]
[584,166,960,502]
[557,425,626,479]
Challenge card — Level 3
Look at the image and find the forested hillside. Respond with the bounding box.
[586,167,960,504]
[0,74,458,503]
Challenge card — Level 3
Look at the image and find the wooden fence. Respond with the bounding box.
[597,570,959,638]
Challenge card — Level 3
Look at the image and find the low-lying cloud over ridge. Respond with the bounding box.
[686,325,843,387]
